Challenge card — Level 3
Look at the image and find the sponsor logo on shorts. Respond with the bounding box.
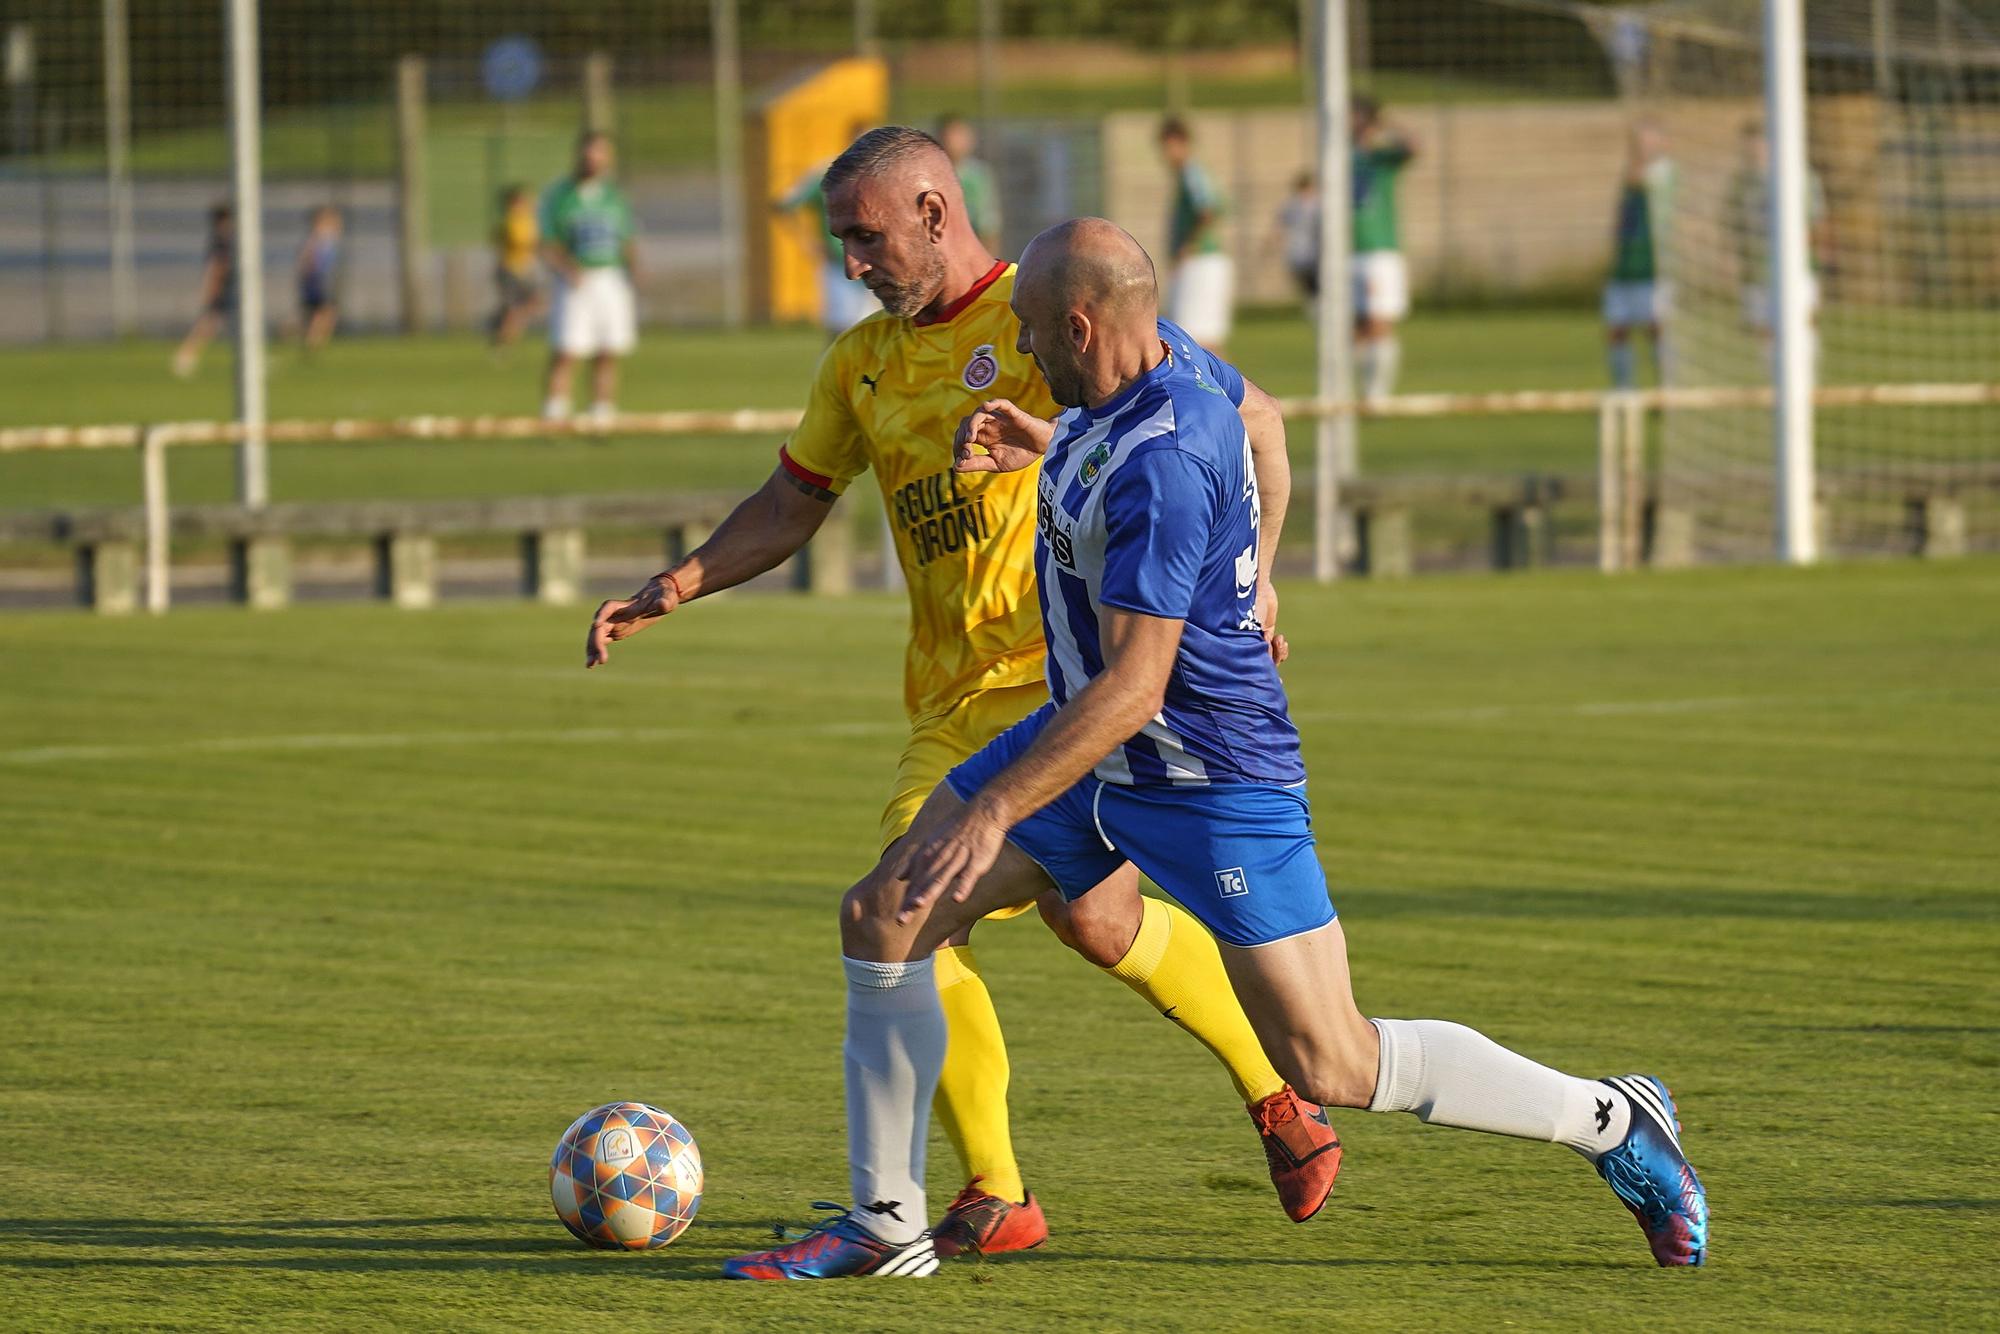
[963,343,999,391]
[1215,867,1250,898]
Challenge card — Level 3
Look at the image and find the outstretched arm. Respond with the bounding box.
[895,607,1184,914]
[584,465,834,667]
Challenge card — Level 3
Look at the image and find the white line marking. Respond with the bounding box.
[2,686,1987,768]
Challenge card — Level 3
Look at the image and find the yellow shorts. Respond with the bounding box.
[880,681,1049,921]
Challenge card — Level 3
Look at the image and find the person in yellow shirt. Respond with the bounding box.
[583,126,1339,1258]
[490,184,543,348]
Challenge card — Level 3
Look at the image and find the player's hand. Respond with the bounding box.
[893,803,1009,923]
[583,574,683,668]
[1257,579,1290,665]
[954,399,1054,474]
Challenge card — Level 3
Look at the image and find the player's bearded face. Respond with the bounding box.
[863,223,947,320]
[829,181,947,319]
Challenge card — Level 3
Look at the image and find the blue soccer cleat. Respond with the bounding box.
[1595,1075,1709,1267]
[722,1202,938,1280]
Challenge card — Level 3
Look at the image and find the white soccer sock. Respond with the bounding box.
[542,396,570,422]
[1367,1018,1631,1161]
[843,955,946,1245]
[1356,341,1379,400]
[589,399,615,423]
[1366,336,1402,401]
[1608,341,1637,389]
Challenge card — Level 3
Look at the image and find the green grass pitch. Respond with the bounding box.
[2,559,1995,1328]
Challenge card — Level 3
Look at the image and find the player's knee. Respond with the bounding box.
[1034,892,1083,953]
[837,867,902,958]
[1047,897,1136,970]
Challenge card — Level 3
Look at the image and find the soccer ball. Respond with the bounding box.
[549,1101,703,1249]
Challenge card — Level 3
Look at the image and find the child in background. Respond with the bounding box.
[491,185,543,347]
[172,204,234,378]
[296,205,342,355]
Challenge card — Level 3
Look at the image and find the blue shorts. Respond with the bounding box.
[945,703,1337,947]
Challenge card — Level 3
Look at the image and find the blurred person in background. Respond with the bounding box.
[540,131,641,423]
[1603,121,1676,390]
[491,185,544,348]
[295,205,343,357]
[172,204,235,379]
[1725,118,1831,371]
[1351,95,1416,405]
[1270,170,1321,308]
[777,118,880,340]
[1157,116,1233,355]
[937,113,1001,253]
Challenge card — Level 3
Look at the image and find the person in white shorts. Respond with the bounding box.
[1351,96,1416,404]
[1603,121,1676,389]
[540,132,641,423]
[1158,117,1234,355]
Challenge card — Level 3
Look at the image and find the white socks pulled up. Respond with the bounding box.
[843,955,947,1244]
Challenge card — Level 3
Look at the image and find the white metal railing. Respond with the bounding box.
[3,382,1997,613]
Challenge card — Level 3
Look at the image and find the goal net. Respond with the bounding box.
[1592,0,2000,562]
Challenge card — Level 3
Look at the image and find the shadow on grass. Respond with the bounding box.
[0,1215,779,1281]
[0,1216,1647,1279]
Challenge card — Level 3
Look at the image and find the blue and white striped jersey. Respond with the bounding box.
[1033,320,1305,788]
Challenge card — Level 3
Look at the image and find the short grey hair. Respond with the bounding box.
[822,126,947,194]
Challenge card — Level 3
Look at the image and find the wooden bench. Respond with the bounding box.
[1343,473,1598,576]
[0,492,857,614]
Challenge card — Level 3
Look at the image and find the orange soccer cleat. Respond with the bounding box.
[930,1177,1049,1258]
[1250,1085,1343,1222]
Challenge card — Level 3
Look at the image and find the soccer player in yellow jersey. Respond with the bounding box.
[584,127,1339,1255]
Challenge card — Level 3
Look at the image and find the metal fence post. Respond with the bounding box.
[1597,395,1622,572]
[141,426,169,612]
[395,55,429,335]
[102,0,137,337]
[1312,1,1354,582]
[225,0,267,507]
[712,0,745,330]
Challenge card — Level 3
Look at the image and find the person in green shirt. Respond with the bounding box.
[938,114,1001,254]
[1158,116,1234,354]
[1603,120,1676,389]
[539,131,641,423]
[1723,117,1831,373]
[1351,95,1416,404]
[776,118,878,338]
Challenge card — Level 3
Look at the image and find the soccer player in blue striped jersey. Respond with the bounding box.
[722,218,1705,1280]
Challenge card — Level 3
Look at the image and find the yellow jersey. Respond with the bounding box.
[781,262,1055,724]
[496,209,539,276]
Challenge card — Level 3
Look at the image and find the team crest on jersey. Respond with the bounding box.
[963,343,999,391]
[1078,440,1113,487]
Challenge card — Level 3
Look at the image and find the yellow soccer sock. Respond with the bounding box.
[1106,897,1286,1106]
[929,945,1027,1204]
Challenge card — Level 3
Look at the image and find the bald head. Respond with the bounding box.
[821,126,985,319]
[1016,217,1157,327]
[1010,218,1167,410]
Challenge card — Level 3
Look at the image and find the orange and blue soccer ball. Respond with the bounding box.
[549,1101,703,1249]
